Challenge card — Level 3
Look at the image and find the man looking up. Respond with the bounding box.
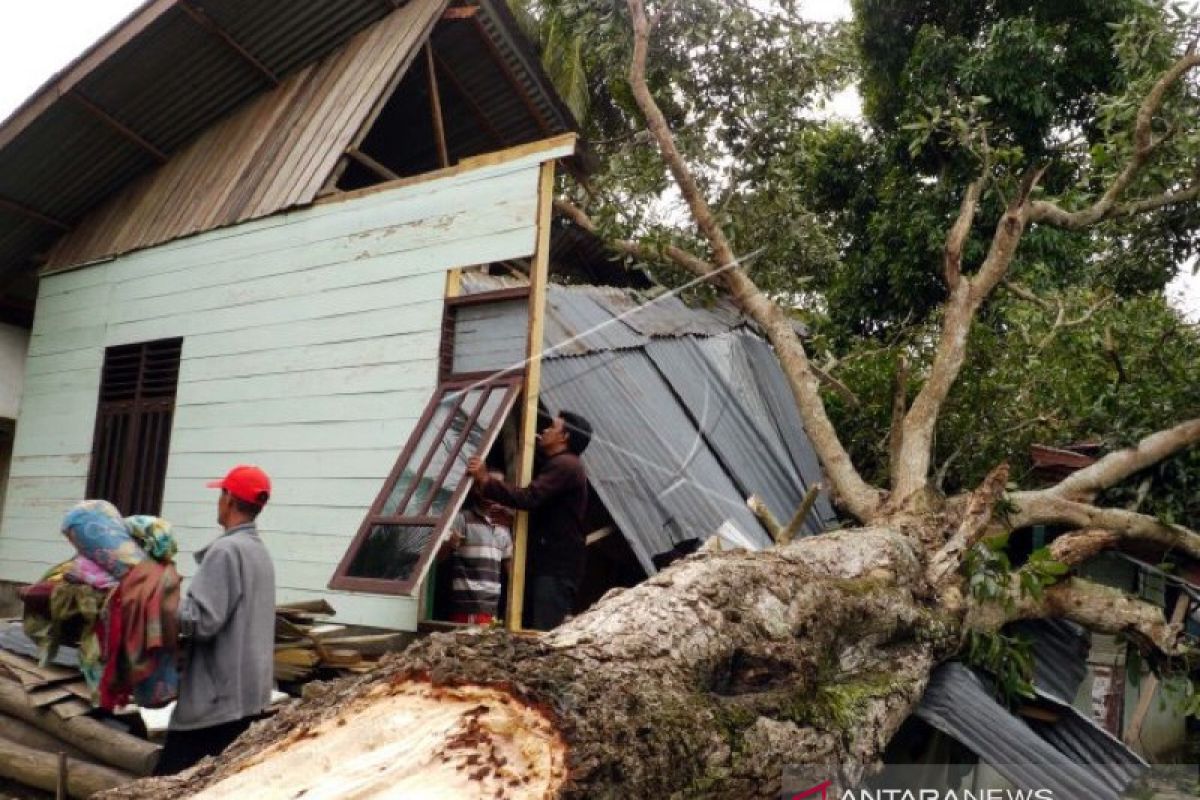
[467,411,592,631]
[155,465,276,775]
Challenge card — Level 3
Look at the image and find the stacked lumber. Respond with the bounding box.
[273,601,405,684]
[0,636,158,798]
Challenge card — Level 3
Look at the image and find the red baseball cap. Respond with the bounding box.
[207,465,271,506]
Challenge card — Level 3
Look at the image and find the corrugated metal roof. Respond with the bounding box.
[0,623,79,669]
[535,285,836,571]
[645,336,832,532]
[0,0,397,280]
[540,351,774,572]
[0,0,578,284]
[916,663,1147,800]
[1009,618,1091,706]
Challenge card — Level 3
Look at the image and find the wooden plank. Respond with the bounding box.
[508,160,557,631]
[426,44,450,168]
[345,149,401,181]
[0,654,77,690]
[68,92,167,163]
[177,2,280,86]
[1124,593,1191,746]
[27,687,72,709]
[321,134,577,207]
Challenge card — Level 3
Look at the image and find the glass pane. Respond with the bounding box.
[424,386,509,516]
[346,524,434,581]
[400,387,487,515]
[379,396,461,516]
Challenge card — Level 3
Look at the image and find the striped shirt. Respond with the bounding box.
[448,509,513,616]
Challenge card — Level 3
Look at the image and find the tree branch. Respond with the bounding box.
[1046,529,1122,567]
[943,176,985,291]
[1049,418,1200,501]
[888,355,909,482]
[985,578,1186,657]
[927,463,1009,587]
[1009,492,1200,561]
[1028,52,1200,230]
[619,0,884,521]
[892,179,1034,503]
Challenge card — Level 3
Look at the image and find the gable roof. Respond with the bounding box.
[0,0,576,285]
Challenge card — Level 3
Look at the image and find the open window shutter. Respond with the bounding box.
[330,377,522,595]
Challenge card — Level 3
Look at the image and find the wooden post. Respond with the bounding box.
[1124,593,1191,747]
[425,43,450,169]
[507,160,556,631]
[56,751,67,800]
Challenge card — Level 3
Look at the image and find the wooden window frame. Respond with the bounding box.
[438,286,531,382]
[329,376,523,595]
[86,338,182,516]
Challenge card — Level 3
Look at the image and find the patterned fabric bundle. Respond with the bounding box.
[22,500,182,709]
[60,500,147,580]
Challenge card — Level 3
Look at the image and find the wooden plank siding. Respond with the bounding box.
[44,0,448,274]
[0,149,558,629]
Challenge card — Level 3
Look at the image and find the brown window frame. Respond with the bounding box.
[86,337,183,516]
[438,286,531,382]
[329,376,523,596]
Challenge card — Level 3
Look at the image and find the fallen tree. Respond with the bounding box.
[104,0,1200,797]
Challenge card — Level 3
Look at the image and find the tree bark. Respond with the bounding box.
[0,679,161,776]
[0,736,134,799]
[102,528,958,800]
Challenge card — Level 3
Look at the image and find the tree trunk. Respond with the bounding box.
[0,737,135,799]
[101,528,960,800]
[0,679,161,776]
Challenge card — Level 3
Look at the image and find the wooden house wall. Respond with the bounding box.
[0,324,28,420]
[45,0,446,274]
[0,153,548,629]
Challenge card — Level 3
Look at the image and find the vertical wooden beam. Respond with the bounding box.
[507,160,555,632]
[1124,593,1191,747]
[425,43,450,168]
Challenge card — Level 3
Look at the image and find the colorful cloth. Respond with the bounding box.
[23,501,182,709]
[65,556,119,590]
[61,501,146,580]
[98,558,181,709]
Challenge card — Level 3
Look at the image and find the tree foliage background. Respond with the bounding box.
[512,0,1199,524]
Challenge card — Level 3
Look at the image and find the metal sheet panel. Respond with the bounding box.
[645,336,825,533]
[733,335,838,526]
[540,351,772,573]
[916,663,1146,800]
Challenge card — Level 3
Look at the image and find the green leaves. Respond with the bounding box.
[963,629,1037,703]
[1019,548,1071,601]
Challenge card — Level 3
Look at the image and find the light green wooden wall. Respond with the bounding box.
[0,150,558,630]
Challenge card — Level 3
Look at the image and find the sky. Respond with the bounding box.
[0,0,1194,318]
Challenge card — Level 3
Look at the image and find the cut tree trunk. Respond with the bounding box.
[0,713,93,762]
[101,528,960,800]
[0,679,161,776]
[0,737,135,799]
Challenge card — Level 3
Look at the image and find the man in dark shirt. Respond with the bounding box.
[467,410,592,630]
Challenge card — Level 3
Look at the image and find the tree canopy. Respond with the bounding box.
[517,0,1200,513]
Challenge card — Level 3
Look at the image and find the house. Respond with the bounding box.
[0,0,836,632]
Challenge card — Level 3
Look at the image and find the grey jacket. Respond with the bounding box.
[172,523,275,731]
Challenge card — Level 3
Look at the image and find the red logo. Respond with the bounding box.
[792,779,832,799]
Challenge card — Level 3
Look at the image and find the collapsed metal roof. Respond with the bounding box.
[916,663,1147,800]
[537,285,837,572]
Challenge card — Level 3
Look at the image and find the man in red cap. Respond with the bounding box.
[155,465,276,775]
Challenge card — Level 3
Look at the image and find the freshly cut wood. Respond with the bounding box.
[0,713,92,761]
[100,529,943,799]
[273,650,319,668]
[0,678,159,776]
[0,735,134,799]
